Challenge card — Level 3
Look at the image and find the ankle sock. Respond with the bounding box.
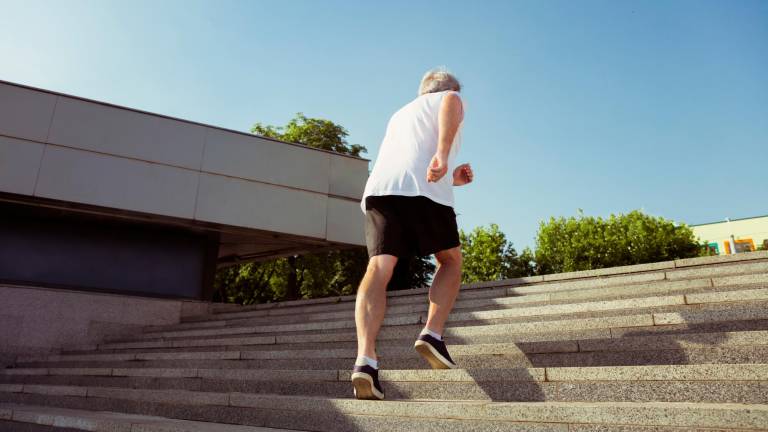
[355,355,379,369]
[420,327,443,341]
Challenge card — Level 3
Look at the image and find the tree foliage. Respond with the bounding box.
[212,248,370,304]
[533,209,701,274]
[387,255,437,290]
[251,113,366,157]
[459,223,535,283]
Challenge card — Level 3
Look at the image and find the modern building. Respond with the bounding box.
[0,79,368,359]
[691,215,768,255]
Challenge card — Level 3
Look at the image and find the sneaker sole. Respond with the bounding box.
[414,340,458,369]
[351,372,384,400]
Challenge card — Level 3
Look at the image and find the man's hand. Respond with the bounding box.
[453,163,474,186]
[427,153,448,182]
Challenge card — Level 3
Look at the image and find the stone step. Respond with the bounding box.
[5,363,765,382]
[95,317,768,357]
[105,296,768,347]
[127,285,768,354]
[85,327,615,354]
[69,323,768,359]
[184,259,768,324]
[72,318,768,356]
[13,345,768,370]
[0,402,297,432]
[145,276,739,333]
[2,364,766,403]
[1,386,766,430]
[31,304,768,365]
[130,291,694,341]
[16,329,768,364]
[61,328,768,362]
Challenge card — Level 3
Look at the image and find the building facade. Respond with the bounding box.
[691,215,768,255]
[1,79,371,358]
[0,79,368,301]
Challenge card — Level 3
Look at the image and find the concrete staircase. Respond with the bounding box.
[2,251,768,431]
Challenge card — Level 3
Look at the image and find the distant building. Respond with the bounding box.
[690,215,768,255]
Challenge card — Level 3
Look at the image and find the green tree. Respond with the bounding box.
[534,209,700,274]
[515,247,537,278]
[251,113,366,157]
[459,223,534,284]
[387,255,437,291]
[212,260,285,305]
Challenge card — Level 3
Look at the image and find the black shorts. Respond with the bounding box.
[364,195,460,258]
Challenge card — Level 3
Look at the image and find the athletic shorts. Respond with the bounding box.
[364,195,460,258]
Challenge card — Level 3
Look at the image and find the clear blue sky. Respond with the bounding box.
[2,0,766,250]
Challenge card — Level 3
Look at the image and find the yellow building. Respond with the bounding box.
[691,215,768,255]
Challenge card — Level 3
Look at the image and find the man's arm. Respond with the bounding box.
[427,92,464,183]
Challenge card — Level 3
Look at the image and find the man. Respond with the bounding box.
[351,68,474,400]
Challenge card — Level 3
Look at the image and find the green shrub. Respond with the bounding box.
[534,209,700,274]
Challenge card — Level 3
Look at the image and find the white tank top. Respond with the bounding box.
[361,90,463,213]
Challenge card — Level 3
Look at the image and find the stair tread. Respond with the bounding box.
[51,302,768,356]
[29,329,768,362]
[152,282,765,334]
[3,363,768,382]
[0,402,299,431]
[1,389,767,429]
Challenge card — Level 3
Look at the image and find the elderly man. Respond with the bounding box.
[351,68,474,400]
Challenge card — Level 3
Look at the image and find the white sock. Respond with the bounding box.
[420,327,442,341]
[355,355,379,369]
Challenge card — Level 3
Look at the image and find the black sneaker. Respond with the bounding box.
[351,364,385,400]
[414,333,458,369]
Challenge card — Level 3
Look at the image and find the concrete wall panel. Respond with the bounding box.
[0,136,45,195]
[1,80,371,257]
[34,145,199,218]
[0,83,57,142]
[326,197,365,245]
[47,97,207,170]
[0,284,189,357]
[329,155,367,199]
[202,128,330,194]
[195,173,327,239]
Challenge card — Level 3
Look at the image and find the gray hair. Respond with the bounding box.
[418,67,461,95]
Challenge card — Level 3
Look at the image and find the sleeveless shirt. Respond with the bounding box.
[360,90,463,213]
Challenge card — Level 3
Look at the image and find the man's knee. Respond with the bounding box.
[366,254,398,280]
[436,246,462,269]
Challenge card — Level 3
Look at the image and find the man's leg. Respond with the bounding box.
[424,246,462,335]
[414,245,462,369]
[355,254,398,360]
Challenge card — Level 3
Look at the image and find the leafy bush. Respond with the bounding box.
[534,209,700,274]
[459,223,535,283]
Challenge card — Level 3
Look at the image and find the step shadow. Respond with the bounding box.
[425,317,767,403]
